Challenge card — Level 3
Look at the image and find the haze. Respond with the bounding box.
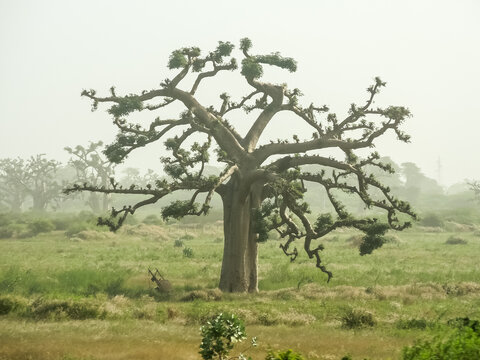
[0,0,479,186]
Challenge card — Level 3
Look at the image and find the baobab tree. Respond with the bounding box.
[66,39,416,292]
[65,141,115,213]
[1,155,62,212]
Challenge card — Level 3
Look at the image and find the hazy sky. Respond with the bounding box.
[1,0,479,186]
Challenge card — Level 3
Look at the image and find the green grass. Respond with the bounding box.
[0,223,479,359]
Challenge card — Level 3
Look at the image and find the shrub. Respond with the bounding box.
[28,218,55,236]
[265,349,305,360]
[0,226,14,239]
[174,239,184,247]
[50,215,75,231]
[396,318,429,330]
[402,326,480,359]
[181,289,222,302]
[445,236,468,245]
[420,213,444,228]
[65,222,92,238]
[0,296,17,315]
[183,247,194,258]
[199,313,248,360]
[181,234,195,241]
[340,308,376,329]
[30,298,99,320]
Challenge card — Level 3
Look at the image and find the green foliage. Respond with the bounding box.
[402,326,480,360]
[199,313,247,360]
[183,247,194,258]
[420,213,444,228]
[241,57,264,79]
[168,50,188,69]
[0,296,17,315]
[174,239,184,247]
[0,226,14,239]
[239,38,252,52]
[357,222,390,256]
[265,349,305,360]
[340,308,376,329]
[396,318,429,330]
[255,53,297,73]
[162,200,198,220]
[28,218,55,236]
[314,213,334,233]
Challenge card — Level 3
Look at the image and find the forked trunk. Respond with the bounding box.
[219,179,262,292]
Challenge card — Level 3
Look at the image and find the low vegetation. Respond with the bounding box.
[0,213,479,359]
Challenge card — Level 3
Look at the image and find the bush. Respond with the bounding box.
[445,236,468,245]
[199,313,248,360]
[265,349,305,360]
[420,213,444,228]
[174,239,184,247]
[0,226,14,239]
[396,318,429,330]
[183,247,194,258]
[65,222,92,238]
[340,308,376,329]
[28,218,55,236]
[180,234,195,241]
[402,326,480,359]
[181,289,222,302]
[0,296,17,315]
[30,298,100,320]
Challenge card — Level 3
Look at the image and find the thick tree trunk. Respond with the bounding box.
[219,179,262,292]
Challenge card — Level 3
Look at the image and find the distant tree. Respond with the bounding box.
[0,155,62,212]
[401,162,443,204]
[65,141,115,212]
[0,158,29,212]
[469,181,480,200]
[120,167,161,189]
[66,39,416,292]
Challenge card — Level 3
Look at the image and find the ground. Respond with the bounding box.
[0,221,479,359]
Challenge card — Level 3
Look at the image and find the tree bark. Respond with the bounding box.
[219,177,262,292]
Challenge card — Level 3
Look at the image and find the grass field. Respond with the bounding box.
[1,222,479,359]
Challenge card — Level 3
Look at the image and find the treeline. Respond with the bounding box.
[0,141,163,214]
[0,147,477,224]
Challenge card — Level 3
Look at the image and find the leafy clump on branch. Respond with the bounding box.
[67,38,416,292]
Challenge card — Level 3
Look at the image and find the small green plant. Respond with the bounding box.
[199,313,255,360]
[183,247,194,258]
[174,239,184,247]
[445,236,468,245]
[265,349,305,360]
[340,308,376,329]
